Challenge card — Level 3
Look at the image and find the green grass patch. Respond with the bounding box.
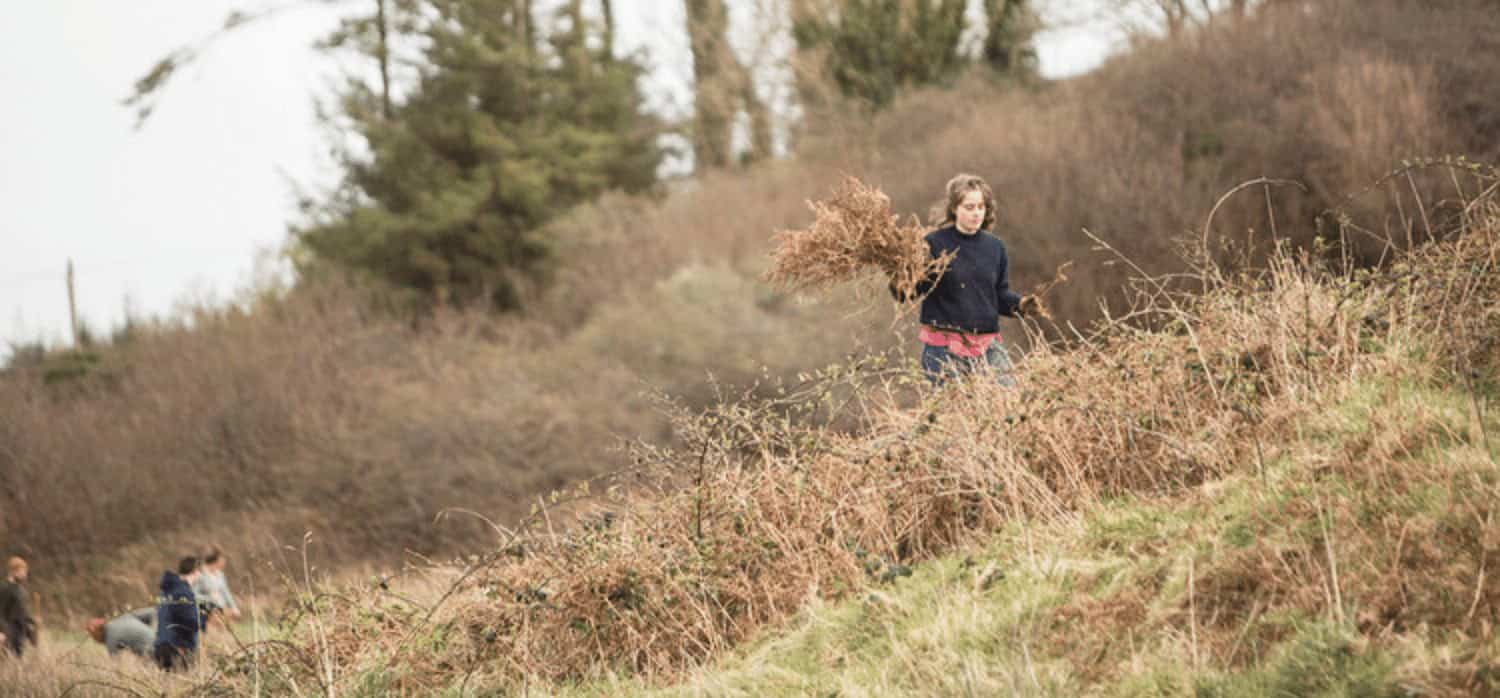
[1191,622,1402,697]
[524,369,1500,697]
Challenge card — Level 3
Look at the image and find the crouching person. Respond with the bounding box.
[153,557,213,671]
[86,607,155,658]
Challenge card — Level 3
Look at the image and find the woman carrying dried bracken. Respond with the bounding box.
[895,173,1036,385]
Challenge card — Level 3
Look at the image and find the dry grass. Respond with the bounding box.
[10,156,1499,698]
[764,176,952,304]
[0,628,240,697]
[183,162,1500,694]
[6,0,1500,682]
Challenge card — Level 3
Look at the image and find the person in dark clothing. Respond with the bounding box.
[1,556,39,658]
[894,173,1036,384]
[153,556,213,671]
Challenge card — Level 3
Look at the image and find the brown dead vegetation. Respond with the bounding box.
[5,0,1500,661]
[764,176,952,304]
[225,159,1500,693]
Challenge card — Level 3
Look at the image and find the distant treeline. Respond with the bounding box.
[123,0,1046,314]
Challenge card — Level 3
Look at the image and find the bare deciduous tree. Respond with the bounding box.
[1096,0,1263,39]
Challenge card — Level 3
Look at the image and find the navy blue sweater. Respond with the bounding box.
[154,571,208,652]
[902,225,1022,334]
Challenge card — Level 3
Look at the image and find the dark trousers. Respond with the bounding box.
[153,643,192,671]
[3,623,25,658]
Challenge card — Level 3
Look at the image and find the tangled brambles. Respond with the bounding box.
[764,176,952,304]
[230,166,1499,694]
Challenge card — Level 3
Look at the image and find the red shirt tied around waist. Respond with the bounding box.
[918,325,1000,358]
[894,173,1036,384]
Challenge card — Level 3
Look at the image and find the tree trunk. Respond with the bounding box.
[685,0,733,169]
[1163,0,1189,38]
[742,77,772,163]
[983,0,1016,71]
[517,0,534,53]
[600,0,615,57]
[376,0,392,119]
[567,0,587,67]
[686,0,772,169]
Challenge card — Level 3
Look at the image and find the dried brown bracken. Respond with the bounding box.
[765,176,953,304]
[229,164,1500,694]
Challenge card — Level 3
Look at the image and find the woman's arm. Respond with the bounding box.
[889,276,937,303]
[995,246,1023,317]
[219,578,240,614]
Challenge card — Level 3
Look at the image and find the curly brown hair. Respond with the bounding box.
[935,173,997,232]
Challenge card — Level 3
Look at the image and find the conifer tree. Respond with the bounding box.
[792,0,965,108]
[982,0,1040,78]
[130,0,661,311]
[294,0,661,310]
[792,0,1038,108]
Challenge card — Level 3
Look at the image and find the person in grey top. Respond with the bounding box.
[192,547,240,621]
[86,608,155,658]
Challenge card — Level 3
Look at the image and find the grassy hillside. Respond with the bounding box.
[247,162,1492,696]
[570,378,1498,697]
[4,0,1499,637]
[3,158,1478,697]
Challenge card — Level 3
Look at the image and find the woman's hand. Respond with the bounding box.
[1018,294,1042,317]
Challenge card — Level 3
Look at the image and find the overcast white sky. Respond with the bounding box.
[0,1,1116,355]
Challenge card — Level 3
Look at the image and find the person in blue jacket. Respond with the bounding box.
[895,173,1036,384]
[152,556,215,671]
